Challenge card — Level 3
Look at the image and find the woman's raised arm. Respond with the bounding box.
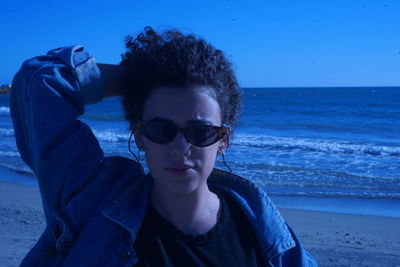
[10,46,114,224]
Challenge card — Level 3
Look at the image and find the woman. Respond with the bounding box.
[10,26,317,266]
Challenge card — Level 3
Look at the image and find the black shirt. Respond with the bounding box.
[133,191,265,266]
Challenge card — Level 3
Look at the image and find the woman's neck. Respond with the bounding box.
[150,184,221,236]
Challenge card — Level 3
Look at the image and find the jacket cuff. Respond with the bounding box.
[47,45,105,105]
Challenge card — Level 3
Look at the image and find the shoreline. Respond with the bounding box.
[2,165,400,218]
[1,180,399,266]
[270,195,400,218]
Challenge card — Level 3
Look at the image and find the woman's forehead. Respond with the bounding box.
[142,87,222,125]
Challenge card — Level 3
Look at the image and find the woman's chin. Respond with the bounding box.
[159,172,202,195]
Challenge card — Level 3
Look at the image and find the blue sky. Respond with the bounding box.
[1,0,399,87]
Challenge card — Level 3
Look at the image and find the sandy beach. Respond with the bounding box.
[1,178,399,266]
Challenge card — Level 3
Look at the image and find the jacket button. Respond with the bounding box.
[47,247,57,256]
[119,250,132,261]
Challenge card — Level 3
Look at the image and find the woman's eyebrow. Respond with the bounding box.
[186,119,213,125]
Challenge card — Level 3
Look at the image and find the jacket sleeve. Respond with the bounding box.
[270,223,318,266]
[10,45,106,224]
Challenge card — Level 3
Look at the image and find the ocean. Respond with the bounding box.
[1,87,399,215]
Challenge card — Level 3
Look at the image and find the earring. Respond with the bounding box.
[218,149,232,173]
[128,130,145,176]
[137,148,146,161]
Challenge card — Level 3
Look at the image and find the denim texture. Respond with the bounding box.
[10,46,317,266]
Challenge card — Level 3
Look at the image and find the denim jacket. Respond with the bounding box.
[10,46,317,267]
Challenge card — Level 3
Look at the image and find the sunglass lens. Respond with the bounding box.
[187,125,219,146]
[143,122,177,144]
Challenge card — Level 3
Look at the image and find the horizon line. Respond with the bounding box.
[241,85,400,89]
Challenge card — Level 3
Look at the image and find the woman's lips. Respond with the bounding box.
[165,165,194,176]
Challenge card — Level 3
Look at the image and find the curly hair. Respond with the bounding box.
[119,26,242,133]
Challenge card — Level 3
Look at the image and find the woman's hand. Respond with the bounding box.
[97,63,131,97]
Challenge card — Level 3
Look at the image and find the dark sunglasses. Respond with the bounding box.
[134,120,229,147]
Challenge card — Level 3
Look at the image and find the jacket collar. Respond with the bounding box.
[102,174,152,242]
[102,168,295,260]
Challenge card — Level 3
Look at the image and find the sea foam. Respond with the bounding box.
[232,133,400,157]
[0,106,10,115]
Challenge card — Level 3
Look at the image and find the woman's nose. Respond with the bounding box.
[170,132,191,157]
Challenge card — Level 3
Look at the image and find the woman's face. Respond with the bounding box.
[135,86,225,195]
